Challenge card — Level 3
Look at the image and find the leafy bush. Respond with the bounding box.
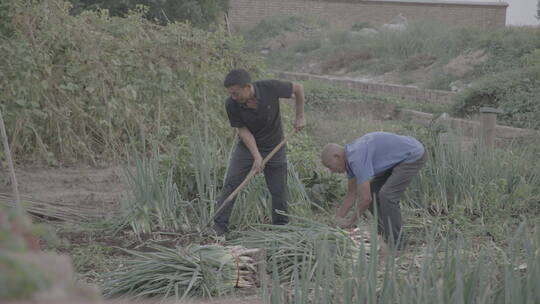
[69,0,229,28]
[452,66,540,129]
[287,128,346,209]
[0,0,262,164]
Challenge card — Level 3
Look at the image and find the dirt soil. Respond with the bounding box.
[0,166,126,219]
[1,166,267,304]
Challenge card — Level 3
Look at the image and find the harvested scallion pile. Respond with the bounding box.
[103,244,259,300]
[234,221,360,283]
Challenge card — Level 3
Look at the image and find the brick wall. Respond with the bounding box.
[229,0,508,28]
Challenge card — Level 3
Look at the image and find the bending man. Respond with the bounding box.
[321,132,426,248]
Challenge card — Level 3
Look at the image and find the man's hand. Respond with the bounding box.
[252,154,265,174]
[292,82,305,132]
[294,116,306,132]
[335,216,355,229]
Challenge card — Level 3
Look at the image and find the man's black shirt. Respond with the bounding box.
[225,80,293,152]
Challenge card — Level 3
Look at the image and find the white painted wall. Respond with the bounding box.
[469,0,540,25]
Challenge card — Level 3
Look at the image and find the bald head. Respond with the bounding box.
[321,143,346,173]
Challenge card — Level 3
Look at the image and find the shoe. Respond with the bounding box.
[203,225,228,239]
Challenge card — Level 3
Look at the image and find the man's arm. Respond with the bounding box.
[336,178,357,218]
[337,180,373,228]
[291,82,305,131]
[352,180,373,220]
[238,127,264,173]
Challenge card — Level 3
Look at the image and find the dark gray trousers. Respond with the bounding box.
[369,151,427,247]
[214,142,288,231]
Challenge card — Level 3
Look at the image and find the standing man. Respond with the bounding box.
[212,69,305,236]
[320,132,426,248]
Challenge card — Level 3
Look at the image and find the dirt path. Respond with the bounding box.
[0,166,127,219]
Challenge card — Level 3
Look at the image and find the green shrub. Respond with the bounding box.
[287,129,346,209]
[452,66,540,129]
[0,0,263,164]
[69,0,229,28]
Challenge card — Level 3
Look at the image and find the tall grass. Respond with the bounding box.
[263,222,540,304]
[189,130,222,232]
[120,135,319,236]
[120,154,191,236]
[255,18,484,71]
[360,19,468,60]
[228,161,318,230]
[238,15,328,47]
[248,16,540,96]
[409,136,540,230]
[119,136,224,236]
[453,66,540,129]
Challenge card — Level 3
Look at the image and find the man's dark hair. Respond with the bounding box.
[224,69,251,88]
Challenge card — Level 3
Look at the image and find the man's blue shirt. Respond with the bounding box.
[345,132,424,184]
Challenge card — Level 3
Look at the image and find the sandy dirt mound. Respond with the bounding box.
[443,49,490,77]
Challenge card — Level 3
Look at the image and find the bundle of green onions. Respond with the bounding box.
[103,244,259,300]
[234,221,360,283]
